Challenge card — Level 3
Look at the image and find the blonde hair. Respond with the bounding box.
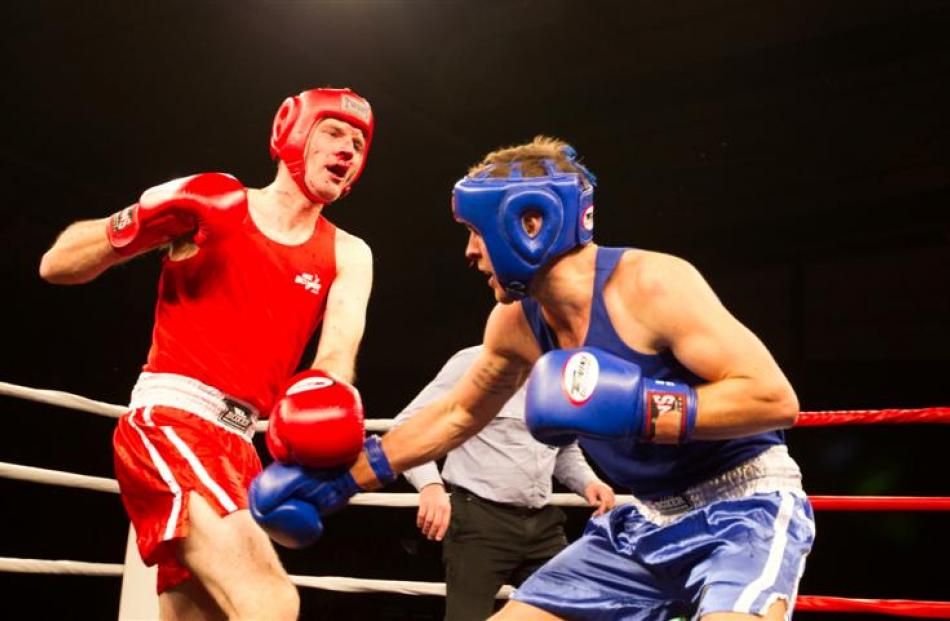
[467,136,593,187]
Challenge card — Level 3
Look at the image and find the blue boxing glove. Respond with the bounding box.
[249,462,325,549]
[249,436,397,548]
[525,347,698,446]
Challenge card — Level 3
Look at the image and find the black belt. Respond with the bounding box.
[448,484,545,516]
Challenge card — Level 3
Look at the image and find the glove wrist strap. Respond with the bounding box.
[679,386,699,443]
[363,435,396,486]
[106,205,143,255]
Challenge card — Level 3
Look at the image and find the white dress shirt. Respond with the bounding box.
[395,345,603,509]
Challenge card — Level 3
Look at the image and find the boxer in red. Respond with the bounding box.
[39,88,374,621]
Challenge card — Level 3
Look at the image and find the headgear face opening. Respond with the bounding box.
[452,158,595,300]
[270,88,374,202]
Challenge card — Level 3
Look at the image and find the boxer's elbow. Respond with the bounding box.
[38,250,78,284]
[761,382,799,429]
[39,252,98,285]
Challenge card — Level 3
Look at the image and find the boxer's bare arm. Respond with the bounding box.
[350,303,537,489]
[625,252,799,441]
[39,217,129,285]
[311,229,372,383]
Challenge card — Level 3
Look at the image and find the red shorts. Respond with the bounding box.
[113,405,262,593]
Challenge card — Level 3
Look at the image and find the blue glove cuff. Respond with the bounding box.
[641,378,697,443]
[335,470,362,498]
[363,435,396,485]
[680,386,699,443]
[299,469,361,514]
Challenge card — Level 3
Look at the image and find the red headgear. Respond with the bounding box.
[269,88,374,202]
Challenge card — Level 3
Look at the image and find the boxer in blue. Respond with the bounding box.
[251,137,815,620]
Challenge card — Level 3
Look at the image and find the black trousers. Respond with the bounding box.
[442,488,568,621]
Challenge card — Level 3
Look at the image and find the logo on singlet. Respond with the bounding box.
[562,351,599,405]
[294,272,322,295]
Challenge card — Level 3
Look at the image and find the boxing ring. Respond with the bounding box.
[1,380,948,619]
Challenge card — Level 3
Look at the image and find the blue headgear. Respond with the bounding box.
[452,149,596,299]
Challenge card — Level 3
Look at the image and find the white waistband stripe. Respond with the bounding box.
[129,372,258,442]
[630,445,804,525]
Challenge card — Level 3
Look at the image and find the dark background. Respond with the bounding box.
[2,1,949,619]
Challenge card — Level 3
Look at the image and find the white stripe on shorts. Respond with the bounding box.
[786,553,809,619]
[127,407,184,542]
[161,425,238,513]
[734,491,796,613]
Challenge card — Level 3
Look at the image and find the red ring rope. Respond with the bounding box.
[797,595,950,618]
[796,407,950,426]
[809,496,950,511]
[793,406,950,616]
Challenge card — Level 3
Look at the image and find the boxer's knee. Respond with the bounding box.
[258,577,299,621]
[490,600,565,620]
[701,598,788,621]
[159,578,227,621]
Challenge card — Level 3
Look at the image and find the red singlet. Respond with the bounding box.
[144,192,337,414]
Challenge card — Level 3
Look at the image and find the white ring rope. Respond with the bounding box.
[0,381,125,418]
[0,380,393,432]
[0,378,618,602]
[0,461,119,494]
[0,557,124,577]
[0,557,513,598]
[0,460,632,507]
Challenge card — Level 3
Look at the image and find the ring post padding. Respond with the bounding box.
[117,526,159,621]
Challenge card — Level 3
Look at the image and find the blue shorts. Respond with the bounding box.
[512,491,815,621]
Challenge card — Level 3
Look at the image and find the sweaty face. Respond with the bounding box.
[302,118,367,204]
[464,227,518,304]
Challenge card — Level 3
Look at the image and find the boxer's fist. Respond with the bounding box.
[266,370,365,468]
[249,462,325,548]
[106,172,246,256]
[249,435,397,546]
[525,347,697,445]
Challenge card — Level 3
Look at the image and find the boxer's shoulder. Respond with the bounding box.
[333,227,372,268]
[610,250,703,312]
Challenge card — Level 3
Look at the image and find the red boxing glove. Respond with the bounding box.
[266,370,366,468]
[106,172,246,256]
